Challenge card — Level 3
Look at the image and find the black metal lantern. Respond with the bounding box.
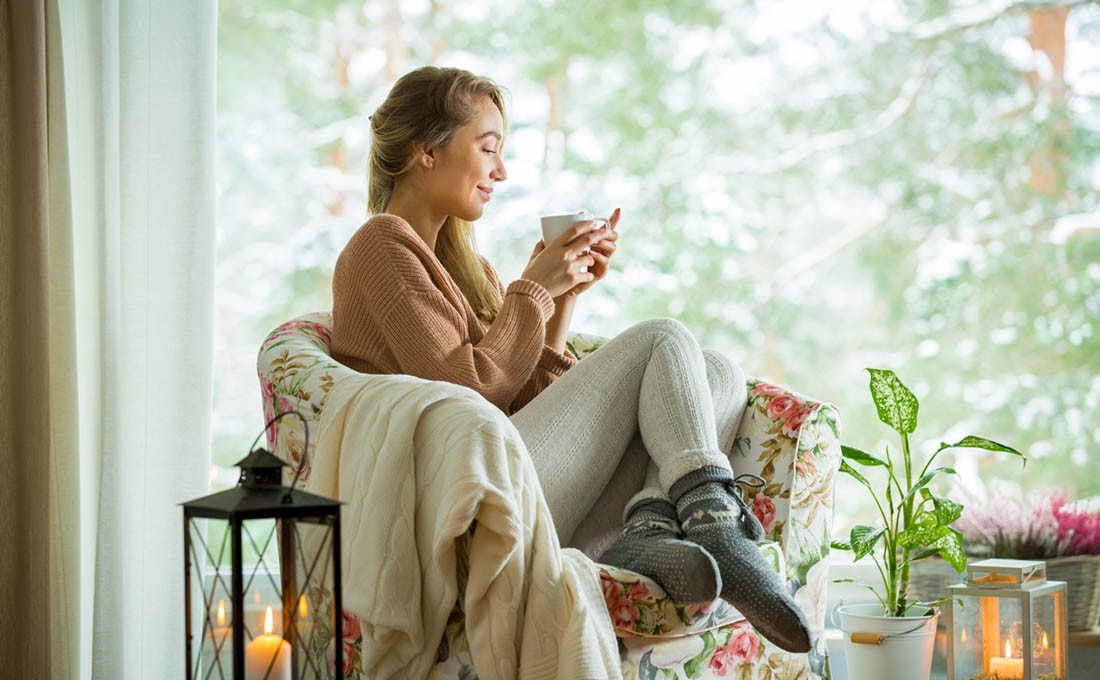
[183,412,343,679]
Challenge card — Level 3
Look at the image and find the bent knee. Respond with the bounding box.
[631,317,693,344]
[702,348,746,388]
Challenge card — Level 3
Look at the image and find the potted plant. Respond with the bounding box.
[832,369,1025,680]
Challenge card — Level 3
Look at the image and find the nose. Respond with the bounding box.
[491,155,507,182]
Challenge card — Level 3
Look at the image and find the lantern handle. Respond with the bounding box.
[247,409,310,503]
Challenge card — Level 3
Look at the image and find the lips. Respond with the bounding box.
[477,186,493,201]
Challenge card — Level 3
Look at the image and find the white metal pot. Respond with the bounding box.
[837,602,939,680]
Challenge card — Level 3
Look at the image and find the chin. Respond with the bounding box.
[455,205,486,222]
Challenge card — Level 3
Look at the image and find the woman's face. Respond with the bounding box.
[425,95,508,222]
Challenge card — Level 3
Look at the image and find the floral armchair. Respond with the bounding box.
[258,312,841,680]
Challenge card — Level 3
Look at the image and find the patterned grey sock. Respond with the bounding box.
[671,466,812,653]
[597,496,722,606]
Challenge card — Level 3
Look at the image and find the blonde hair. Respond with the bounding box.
[368,66,507,322]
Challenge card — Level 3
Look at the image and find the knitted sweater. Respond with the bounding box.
[331,214,577,415]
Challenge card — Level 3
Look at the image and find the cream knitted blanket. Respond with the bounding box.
[307,372,621,680]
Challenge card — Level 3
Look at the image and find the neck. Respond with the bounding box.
[386,181,445,251]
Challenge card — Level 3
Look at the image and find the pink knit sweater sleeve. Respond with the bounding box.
[480,260,578,412]
[332,215,561,413]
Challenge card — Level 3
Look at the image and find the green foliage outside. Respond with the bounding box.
[214,0,1100,532]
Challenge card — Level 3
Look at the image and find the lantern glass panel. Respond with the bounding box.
[1029,590,1065,680]
[185,513,340,680]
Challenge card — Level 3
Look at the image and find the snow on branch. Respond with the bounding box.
[911,0,1090,42]
[718,68,929,176]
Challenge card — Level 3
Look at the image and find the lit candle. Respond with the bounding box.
[210,599,230,647]
[245,606,291,680]
[295,594,313,644]
[1036,630,1052,663]
[989,639,1023,680]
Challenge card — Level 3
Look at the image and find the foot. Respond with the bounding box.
[597,496,722,606]
[671,468,812,653]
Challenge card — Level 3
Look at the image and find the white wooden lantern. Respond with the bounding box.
[944,559,1067,680]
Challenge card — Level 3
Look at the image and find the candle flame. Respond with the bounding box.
[216,599,226,627]
[298,595,309,619]
[1005,639,1011,658]
[960,628,968,644]
[1042,631,1049,649]
[264,606,274,635]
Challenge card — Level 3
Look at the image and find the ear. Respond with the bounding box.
[415,143,435,170]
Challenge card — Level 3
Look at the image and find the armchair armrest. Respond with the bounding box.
[738,380,841,643]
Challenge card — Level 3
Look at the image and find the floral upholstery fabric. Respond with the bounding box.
[258,314,841,680]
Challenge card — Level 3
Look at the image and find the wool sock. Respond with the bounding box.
[597,495,722,606]
[671,466,812,653]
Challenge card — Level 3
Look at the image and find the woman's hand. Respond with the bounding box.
[556,207,620,299]
[520,219,607,298]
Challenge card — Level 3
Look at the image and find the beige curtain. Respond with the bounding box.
[1,0,79,677]
[1,1,216,677]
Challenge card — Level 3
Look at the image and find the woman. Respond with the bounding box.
[331,66,810,653]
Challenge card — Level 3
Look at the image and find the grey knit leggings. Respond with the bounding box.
[509,318,748,554]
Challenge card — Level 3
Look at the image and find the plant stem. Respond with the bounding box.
[898,431,915,615]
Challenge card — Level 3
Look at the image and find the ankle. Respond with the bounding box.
[668,466,733,505]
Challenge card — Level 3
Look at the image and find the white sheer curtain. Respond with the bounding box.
[2,1,215,677]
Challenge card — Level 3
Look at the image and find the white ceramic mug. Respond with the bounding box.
[540,211,610,246]
[540,211,609,273]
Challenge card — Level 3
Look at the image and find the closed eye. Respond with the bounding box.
[482,148,498,154]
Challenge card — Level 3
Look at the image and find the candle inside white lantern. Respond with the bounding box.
[989,639,1023,680]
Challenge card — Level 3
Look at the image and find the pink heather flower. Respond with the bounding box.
[767,395,801,421]
[951,480,1065,558]
[1053,496,1100,557]
[753,494,777,533]
[727,623,761,664]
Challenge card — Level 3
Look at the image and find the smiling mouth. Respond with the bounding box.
[477,186,493,201]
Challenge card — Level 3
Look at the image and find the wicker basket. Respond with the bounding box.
[907,558,964,605]
[1045,554,1100,631]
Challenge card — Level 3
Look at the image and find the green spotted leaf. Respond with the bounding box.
[842,445,888,467]
[839,459,873,491]
[929,494,963,526]
[902,467,957,505]
[897,520,950,549]
[948,436,1026,464]
[935,529,967,572]
[851,525,886,562]
[867,368,919,435]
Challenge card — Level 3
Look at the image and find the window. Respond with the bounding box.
[215,0,1100,535]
